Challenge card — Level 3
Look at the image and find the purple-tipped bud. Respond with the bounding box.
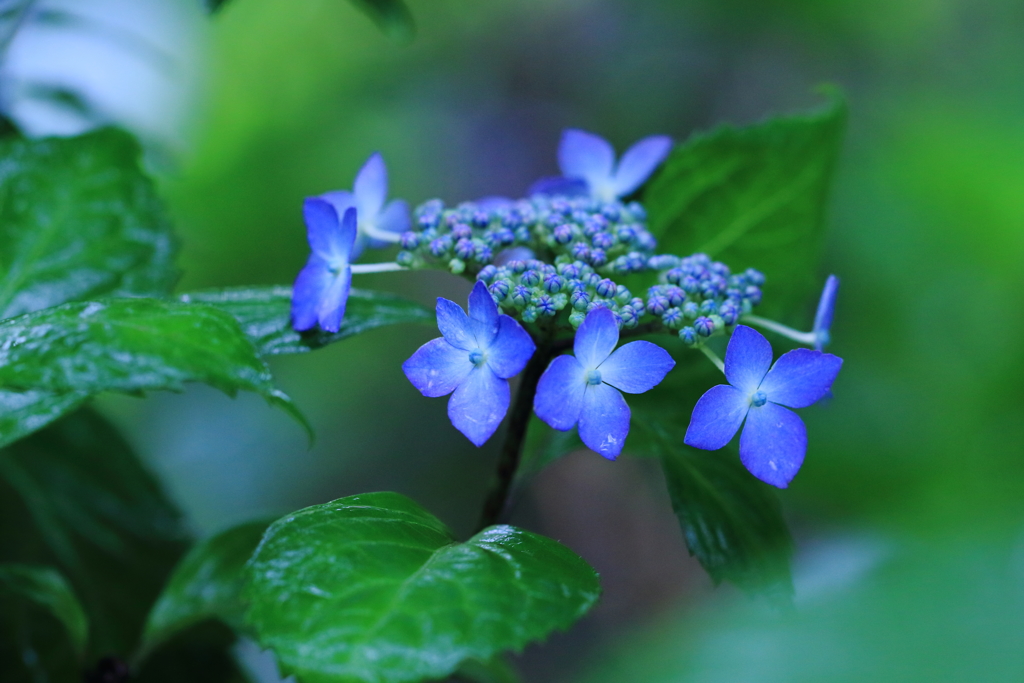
[453,223,474,240]
[430,237,452,257]
[664,285,685,306]
[593,232,615,249]
[600,203,621,221]
[571,243,590,261]
[681,275,700,294]
[615,287,632,304]
[553,224,574,244]
[571,289,590,312]
[679,326,698,346]
[489,280,510,301]
[536,295,556,316]
[710,262,730,277]
[745,268,766,286]
[521,307,539,323]
[662,307,684,329]
[474,244,493,262]
[396,251,415,266]
[520,269,541,287]
[589,248,607,266]
[417,213,440,230]
[544,273,563,293]
[700,299,719,315]
[616,225,636,243]
[619,306,639,328]
[694,316,715,337]
[719,301,740,325]
[508,260,527,274]
[630,297,646,312]
[477,265,498,283]
[472,210,490,228]
[511,285,531,307]
[626,201,646,221]
[569,310,586,328]
[455,238,475,259]
[559,262,581,279]
[744,285,762,305]
[399,231,420,250]
[647,295,670,315]
[682,301,699,319]
[596,279,617,298]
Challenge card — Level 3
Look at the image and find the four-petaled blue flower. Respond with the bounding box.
[532,129,673,202]
[291,199,356,333]
[534,307,675,459]
[684,325,843,488]
[403,282,536,446]
[813,274,839,350]
[321,152,409,259]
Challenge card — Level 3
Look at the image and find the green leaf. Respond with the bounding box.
[243,492,601,683]
[634,418,794,598]
[0,128,178,320]
[0,389,88,450]
[180,286,435,356]
[0,564,88,682]
[643,90,846,321]
[347,0,416,43]
[0,408,189,657]
[0,298,308,434]
[141,520,271,657]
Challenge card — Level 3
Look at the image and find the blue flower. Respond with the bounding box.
[534,307,675,459]
[291,199,357,333]
[813,274,839,350]
[403,282,536,446]
[321,152,409,258]
[531,129,673,201]
[684,325,843,488]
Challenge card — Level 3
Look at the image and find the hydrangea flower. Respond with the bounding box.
[534,307,675,459]
[322,152,409,258]
[684,325,842,488]
[403,282,536,446]
[531,129,673,202]
[813,274,839,350]
[291,199,356,333]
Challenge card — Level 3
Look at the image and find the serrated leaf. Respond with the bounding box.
[179,286,434,356]
[0,128,178,320]
[0,298,308,434]
[643,90,846,321]
[0,564,86,682]
[141,520,270,658]
[634,418,793,598]
[0,408,189,657]
[243,492,600,683]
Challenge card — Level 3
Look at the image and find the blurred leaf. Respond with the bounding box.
[347,0,415,43]
[0,389,88,450]
[0,298,309,435]
[141,520,271,658]
[0,128,178,320]
[634,418,794,598]
[644,90,846,321]
[134,621,254,683]
[0,408,189,657]
[180,286,434,357]
[0,563,88,681]
[243,492,600,683]
[516,416,584,487]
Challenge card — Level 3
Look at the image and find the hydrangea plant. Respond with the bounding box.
[0,72,846,680]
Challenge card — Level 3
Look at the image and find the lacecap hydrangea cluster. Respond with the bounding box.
[289,129,843,489]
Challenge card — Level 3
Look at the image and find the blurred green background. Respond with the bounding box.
[89,0,1024,679]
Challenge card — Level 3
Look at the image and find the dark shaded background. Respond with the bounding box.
[87,0,1024,679]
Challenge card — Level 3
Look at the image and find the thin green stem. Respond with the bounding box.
[699,345,726,374]
[741,314,816,345]
[350,262,405,274]
[362,225,402,243]
[476,339,556,531]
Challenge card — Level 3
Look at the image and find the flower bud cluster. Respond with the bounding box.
[395,196,654,275]
[396,193,765,345]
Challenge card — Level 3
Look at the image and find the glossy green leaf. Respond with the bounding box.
[0,128,177,320]
[243,492,601,683]
[643,91,846,321]
[634,418,794,598]
[0,408,189,657]
[0,298,307,433]
[0,389,88,450]
[179,286,434,356]
[141,520,270,657]
[0,564,87,682]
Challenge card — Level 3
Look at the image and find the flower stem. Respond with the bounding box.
[350,262,406,274]
[700,345,726,374]
[741,314,816,345]
[477,339,556,531]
